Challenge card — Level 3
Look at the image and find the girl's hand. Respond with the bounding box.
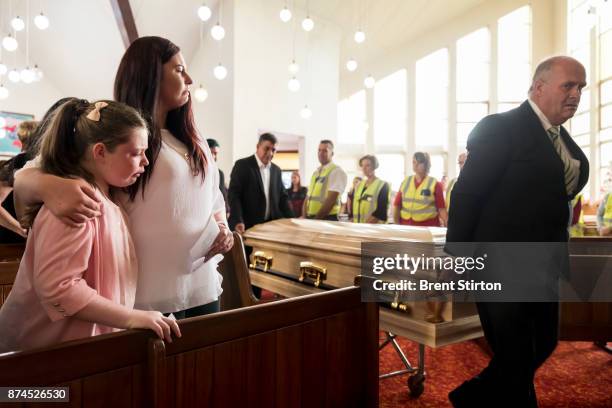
[205,223,234,261]
[127,310,182,343]
[44,176,102,227]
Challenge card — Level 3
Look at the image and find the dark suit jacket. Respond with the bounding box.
[446,101,589,290]
[447,101,589,244]
[228,155,293,230]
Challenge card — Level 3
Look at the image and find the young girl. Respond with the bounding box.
[0,99,180,352]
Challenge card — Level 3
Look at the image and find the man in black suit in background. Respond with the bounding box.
[446,56,589,408]
[228,132,293,234]
[207,138,229,217]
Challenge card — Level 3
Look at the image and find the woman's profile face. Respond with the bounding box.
[159,52,193,111]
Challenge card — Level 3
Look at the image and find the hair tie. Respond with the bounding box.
[86,101,109,122]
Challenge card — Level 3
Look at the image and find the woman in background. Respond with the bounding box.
[287,170,307,217]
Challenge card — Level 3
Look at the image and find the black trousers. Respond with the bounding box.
[450,301,559,408]
[168,299,220,320]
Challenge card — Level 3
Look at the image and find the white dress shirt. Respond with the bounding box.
[255,154,272,220]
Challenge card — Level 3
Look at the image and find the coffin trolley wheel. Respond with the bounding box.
[407,373,425,397]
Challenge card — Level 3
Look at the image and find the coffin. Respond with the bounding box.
[243,219,483,347]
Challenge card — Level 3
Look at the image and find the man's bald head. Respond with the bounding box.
[528,56,587,125]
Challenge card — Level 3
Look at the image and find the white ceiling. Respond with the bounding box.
[3,0,486,99]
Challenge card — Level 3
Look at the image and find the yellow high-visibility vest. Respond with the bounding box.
[399,175,438,222]
[569,193,584,237]
[445,177,457,211]
[352,178,389,223]
[602,194,612,227]
[306,163,340,217]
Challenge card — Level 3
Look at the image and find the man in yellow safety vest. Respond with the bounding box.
[303,140,348,221]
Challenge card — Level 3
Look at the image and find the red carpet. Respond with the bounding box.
[380,335,612,408]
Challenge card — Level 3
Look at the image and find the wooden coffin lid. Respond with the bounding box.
[243,219,446,256]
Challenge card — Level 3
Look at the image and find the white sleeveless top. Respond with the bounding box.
[121,130,226,313]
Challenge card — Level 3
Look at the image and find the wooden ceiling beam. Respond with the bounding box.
[110,0,139,48]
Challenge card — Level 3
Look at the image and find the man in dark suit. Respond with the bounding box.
[207,138,229,217]
[446,56,589,408]
[228,132,293,234]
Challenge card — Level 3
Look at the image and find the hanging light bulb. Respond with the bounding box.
[279,7,292,22]
[2,35,18,52]
[8,69,20,83]
[34,13,50,30]
[194,84,208,102]
[0,63,7,76]
[346,59,358,72]
[11,16,25,32]
[364,75,375,89]
[300,104,312,119]
[302,16,314,32]
[0,84,8,100]
[288,77,300,92]
[214,64,227,80]
[32,64,43,81]
[288,60,299,74]
[197,4,212,21]
[21,67,35,84]
[354,30,366,44]
[211,23,225,41]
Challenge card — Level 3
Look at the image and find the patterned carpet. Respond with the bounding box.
[379,335,612,408]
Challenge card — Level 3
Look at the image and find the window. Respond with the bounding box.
[337,90,366,145]
[374,69,407,147]
[497,6,531,111]
[416,49,449,147]
[376,153,405,191]
[457,28,490,148]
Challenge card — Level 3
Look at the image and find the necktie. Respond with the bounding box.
[547,127,578,195]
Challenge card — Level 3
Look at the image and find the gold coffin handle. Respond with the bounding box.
[249,251,273,272]
[299,261,327,287]
[389,290,410,314]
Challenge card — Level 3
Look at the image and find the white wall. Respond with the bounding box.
[190,0,235,177]
[0,79,64,119]
[232,0,341,180]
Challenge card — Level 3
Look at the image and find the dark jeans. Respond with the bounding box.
[168,299,220,320]
[449,301,559,408]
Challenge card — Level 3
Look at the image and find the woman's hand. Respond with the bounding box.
[127,310,182,343]
[43,176,102,227]
[205,223,234,261]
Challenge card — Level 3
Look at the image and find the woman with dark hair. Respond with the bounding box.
[286,171,307,217]
[14,37,232,319]
[393,152,448,227]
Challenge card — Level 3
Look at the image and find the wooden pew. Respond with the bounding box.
[0,286,379,407]
[218,232,258,310]
[0,243,24,261]
[0,260,19,308]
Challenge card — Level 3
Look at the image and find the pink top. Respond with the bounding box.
[0,191,137,353]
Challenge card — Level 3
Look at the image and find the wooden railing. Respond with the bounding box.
[0,286,379,407]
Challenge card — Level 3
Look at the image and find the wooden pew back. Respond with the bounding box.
[218,232,258,310]
[0,286,378,407]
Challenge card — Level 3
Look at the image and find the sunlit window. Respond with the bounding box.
[497,6,531,112]
[374,69,407,147]
[376,153,405,191]
[337,90,366,145]
[416,49,449,147]
[457,28,490,149]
